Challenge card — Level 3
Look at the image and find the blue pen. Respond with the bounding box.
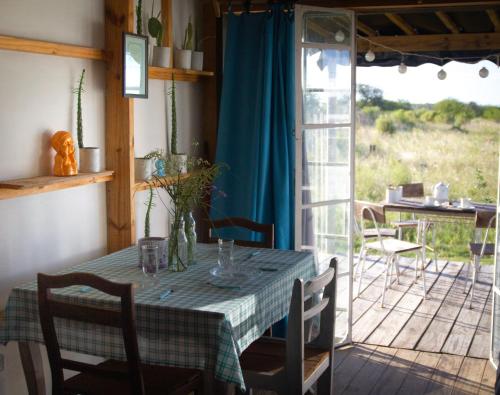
[159,289,173,300]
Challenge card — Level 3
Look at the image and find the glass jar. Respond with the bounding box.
[184,212,197,265]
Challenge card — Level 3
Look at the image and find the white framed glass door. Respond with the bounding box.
[294,4,356,344]
[490,153,500,368]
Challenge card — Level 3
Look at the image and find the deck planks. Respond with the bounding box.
[424,354,464,394]
[452,356,487,394]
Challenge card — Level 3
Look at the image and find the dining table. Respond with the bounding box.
[382,199,496,264]
[0,243,316,395]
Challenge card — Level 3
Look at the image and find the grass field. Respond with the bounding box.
[355,118,499,260]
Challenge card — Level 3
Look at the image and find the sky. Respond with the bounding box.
[356,59,500,106]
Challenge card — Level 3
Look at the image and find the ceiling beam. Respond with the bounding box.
[385,13,417,35]
[218,1,500,13]
[357,32,500,52]
[487,9,500,31]
[357,20,378,36]
[435,11,461,33]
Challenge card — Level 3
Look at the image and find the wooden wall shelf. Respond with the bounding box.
[0,171,114,200]
[0,34,105,61]
[134,173,190,192]
[149,66,214,82]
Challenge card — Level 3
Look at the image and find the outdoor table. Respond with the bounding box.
[382,199,496,263]
[0,243,315,395]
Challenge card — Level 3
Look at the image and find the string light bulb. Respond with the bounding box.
[479,67,489,78]
[365,49,375,62]
[398,61,407,74]
[335,30,345,43]
[437,69,447,80]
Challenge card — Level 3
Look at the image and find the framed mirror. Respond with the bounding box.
[123,32,148,98]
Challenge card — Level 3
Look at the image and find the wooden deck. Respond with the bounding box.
[353,256,492,358]
[337,255,496,395]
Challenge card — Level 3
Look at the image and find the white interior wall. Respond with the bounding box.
[0,1,203,393]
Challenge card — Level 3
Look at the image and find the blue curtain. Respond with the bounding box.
[211,5,295,250]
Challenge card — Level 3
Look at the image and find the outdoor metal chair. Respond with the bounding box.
[465,211,496,309]
[354,200,398,296]
[239,258,337,395]
[359,204,427,308]
[38,272,203,395]
[391,182,438,271]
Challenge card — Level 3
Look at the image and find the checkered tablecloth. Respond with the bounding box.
[0,243,315,390]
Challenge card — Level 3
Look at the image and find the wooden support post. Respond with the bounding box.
[162,0,173,67]
[199,2,222,242]
[105,0,136,253]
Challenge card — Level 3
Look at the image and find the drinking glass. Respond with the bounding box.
[141,244,159,286]
[218,239,234,272]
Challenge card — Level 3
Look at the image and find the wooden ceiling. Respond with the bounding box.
[211,0,500,64]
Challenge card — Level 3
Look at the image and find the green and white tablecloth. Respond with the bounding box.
[0,243,315,390]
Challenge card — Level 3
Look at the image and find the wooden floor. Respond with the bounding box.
[338,255,496,395]
[353,256,492,358]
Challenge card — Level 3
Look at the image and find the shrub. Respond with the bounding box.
[419,110,436,123]
[376,114,396,134]
[359,105,381,124]
[433,99,476,126]
[482,106,500,122]
[391,109,417,129]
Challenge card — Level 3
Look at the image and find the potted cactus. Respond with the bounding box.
[174,16,193,69]
[148,0,170,67]
[169,76,187,173]
[75,69,101,173]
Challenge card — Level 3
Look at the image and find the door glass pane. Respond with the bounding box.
[302,127,350,204]
[301,203,349,272]
[303,48,351,124]
[302,11,351,45]
[493,291,500,366]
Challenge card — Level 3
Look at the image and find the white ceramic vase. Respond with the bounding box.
[174,49,192,69]
[191,51,204,71]
[135,158,153,180]
[79,147,101,173]
[172,153,188,174]
[152,46,171,68]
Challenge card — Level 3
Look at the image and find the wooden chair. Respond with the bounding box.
[465,211,496,309]
[354,201,397,295]
[359,205,426,308]
[239,258,337,395]
[209,217,274,249]
[38,272,203,395]
[392,183,438,271]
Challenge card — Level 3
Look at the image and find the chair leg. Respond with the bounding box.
[357,249,367,296]
[431,224,438,272]
[420,251,427,298]
[394,255,400,285]
[463,260,470,294]
[381,255,392,308]
[469,255,479,309]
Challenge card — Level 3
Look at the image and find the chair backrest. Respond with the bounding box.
[475,210,496,229]
[355,201,387,224]
[37,272,144,395]
[286,258,337,392]
[400,182,424,198]
[209,217,274,248]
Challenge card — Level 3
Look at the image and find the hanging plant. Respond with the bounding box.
[136,0,143,35]
[148,0,163,47]
[169,75,178,155]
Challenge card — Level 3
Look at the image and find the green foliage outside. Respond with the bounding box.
[356,85,499,261]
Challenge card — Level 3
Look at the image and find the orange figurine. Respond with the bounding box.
[51,131,78,176]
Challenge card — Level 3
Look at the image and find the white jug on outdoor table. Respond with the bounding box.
[386,185,403,203]
[433,182,449,202]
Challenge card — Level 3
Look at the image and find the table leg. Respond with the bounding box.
[18,342,46,395]
[421,219,427,270]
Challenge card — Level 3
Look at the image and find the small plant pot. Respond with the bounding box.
[152,46,171,68]
[135,158,153,181]
[174,49,192,69]
[191,51,204,71]
[148,43,154,65]
[79,147,101,173]
[138,237,168,269]
[172,153,188,174]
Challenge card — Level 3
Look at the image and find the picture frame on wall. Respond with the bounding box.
[123,32,148,98]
